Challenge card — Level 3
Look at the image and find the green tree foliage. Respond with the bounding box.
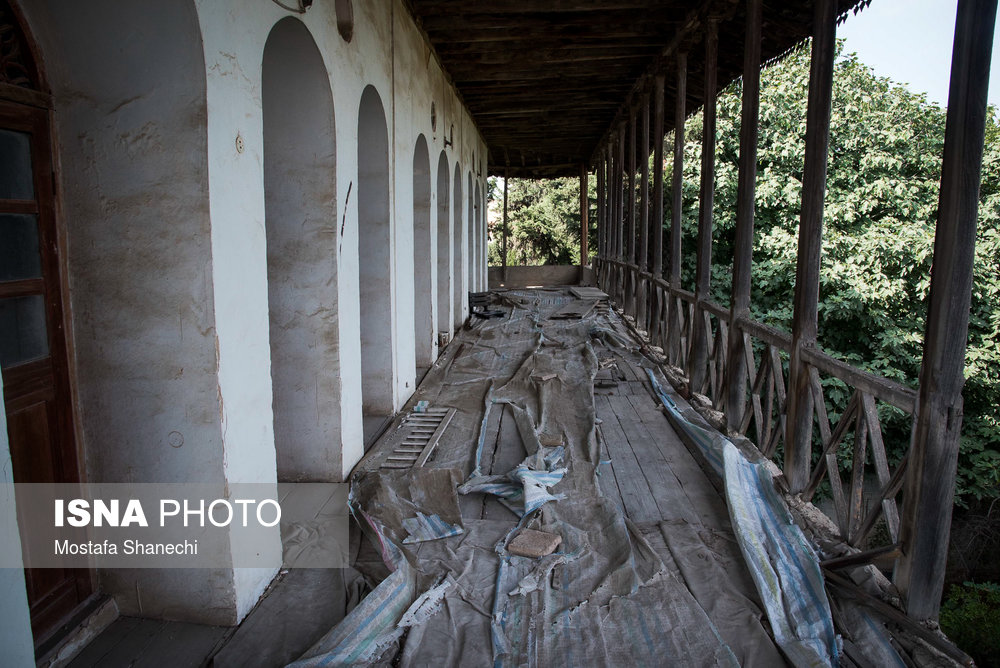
[940,582,1000,666]
[687,43,1000,504]
[487,176,596,266]
[488,41,1000,504]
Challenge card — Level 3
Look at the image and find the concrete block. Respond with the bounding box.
[508,529,562,558]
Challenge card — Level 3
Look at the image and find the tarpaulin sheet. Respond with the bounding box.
[646,369,839,667]
[292,289,912,668]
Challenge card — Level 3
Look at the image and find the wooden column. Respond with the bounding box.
[617,123,627,300]
[606,145,613,261]
[502,165,509,283]
[652,76,666,277]
[617,122,628,306]
[668,54,687,361]
[628,110,637,266]
[597,152,606,262]
[626,110,638,314]
[640,95,651,273]
[609,138,618,262]
[726,0,763,431]
[580,162,589,274]
[670,54,686,288]
[688,19,718,394]
[651,75,666,345]
[611,128,625,261]
[639,94,651,326]
[897,0,997,620]
[785,0,836,492]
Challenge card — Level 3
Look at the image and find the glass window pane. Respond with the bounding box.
[0,295,49,368]
[0,130,34,200]
[0,214,42,281]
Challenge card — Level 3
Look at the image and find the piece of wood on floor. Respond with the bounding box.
[569,286,608,300]
[548,299,597,320]
[538,432,564,447]
[595,395,661,523]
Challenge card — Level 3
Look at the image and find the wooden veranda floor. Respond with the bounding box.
[68,286,944,667]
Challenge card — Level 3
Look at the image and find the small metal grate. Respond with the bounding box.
[380,407,456,469]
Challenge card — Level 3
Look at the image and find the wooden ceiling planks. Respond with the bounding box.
[405,0,871,179]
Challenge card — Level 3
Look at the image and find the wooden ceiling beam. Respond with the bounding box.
[412,0,684,15]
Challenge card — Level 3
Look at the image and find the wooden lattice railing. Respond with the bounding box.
[596,256,916,556]
[584,0,994,621]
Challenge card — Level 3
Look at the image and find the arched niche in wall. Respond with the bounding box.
[19,0,216,481]
[466,171,474,293]
[474,181,482,292]
[412,135,433,369]
[482,179,489,288]
[357,85,393,418]
[452,163,464,330]
[14,0,261,628]
[263,17,340,482]
[436,152,451,341]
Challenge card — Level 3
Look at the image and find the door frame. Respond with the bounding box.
[0,0,95,649]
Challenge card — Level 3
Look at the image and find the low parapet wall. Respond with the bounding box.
[488,265,595,289]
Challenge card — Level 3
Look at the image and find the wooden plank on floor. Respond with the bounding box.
[548,298,597,320]
[570,286,608,300]
[484,405,526,521]
[595,394,661,522]
[624,392,731,524]
[133,621,229,668]
[66,616,145,666]
[596,459,624,513]
[68,617,227,668]
[607,394,700,524]
[459,403,503,520]
[488,405,527,476]
[211,569,354,668]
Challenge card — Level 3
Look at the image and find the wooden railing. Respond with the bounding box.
[595,249,918,608]
[598,256,916,549]
[587,0,996,621]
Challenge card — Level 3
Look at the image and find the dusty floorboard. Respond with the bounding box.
[66,617,227,668]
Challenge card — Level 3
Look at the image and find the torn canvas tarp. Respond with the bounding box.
[288,518,419,667]
[646,368,840,668]
[294,289,921,668]
[402,511,464,544]
[489,510,741,668]
[458,446,567,517]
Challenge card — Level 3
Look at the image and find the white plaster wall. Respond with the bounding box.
[358,85,395,416]
[0,372,35,667]
[194,0,485,465]
[263,18,342,482]
[391,2,486,394]
[412,136,435,368]
[453,166,465,330]
[20,0,258,627]
[436,152,453,338]
[0,0,487,640]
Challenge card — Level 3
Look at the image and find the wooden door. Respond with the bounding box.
[0,99,93,645]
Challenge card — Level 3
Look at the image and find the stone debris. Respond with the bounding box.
[507,529,563,558]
